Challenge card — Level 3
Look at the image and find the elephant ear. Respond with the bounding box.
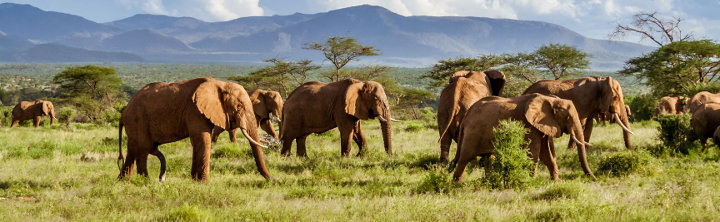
[484,70,506,96]
[251,92,269,118]
[345,82,370,120]
[525,95,563,138]
[597,77,614,113]
[41,101,51,116]
[193,81,228,129]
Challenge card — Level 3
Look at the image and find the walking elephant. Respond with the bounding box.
[211,89,283,144]
[280,79,394,157]
[449,93,594,182]
[11,100,56,128]
[523,76,634,150]
[655,96,688,115]
[687,91,720,114]
[437,70,505,162]
[117,77,271,183]
[690,103,720,147]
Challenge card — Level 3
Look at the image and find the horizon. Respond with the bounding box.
[2,0,719,46]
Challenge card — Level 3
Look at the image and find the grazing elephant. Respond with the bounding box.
[690,103,720,147]
[117,77,271,183]
[687,91,720,114]
[449,93,594,182]
[11,100,56,128]
[523,76,634,150]
[211,89,283,143]
[280,79,394,157]
[437,70,505,162]
[655,96,688,115]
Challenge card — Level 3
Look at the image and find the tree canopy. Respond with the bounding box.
[532,43,589,80]
[303,36,380,82]
[53,65,125,120]
[229,58,320,98]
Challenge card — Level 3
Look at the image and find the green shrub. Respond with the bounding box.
[57,107,75,128]
[0,106,13,127]
[626,94,656,121]
[655,114,699,155]
[597,151,656,176]
[484,120,533,189]
[404,122,424,132]
[417,107,436,122]
[415,167,456,194]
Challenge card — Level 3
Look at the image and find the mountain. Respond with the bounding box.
[8,43,143,63]
[0,3,654,69]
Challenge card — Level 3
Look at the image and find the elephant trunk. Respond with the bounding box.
[50,110,56,124]
[241,116,272,179]
[571,123,595,179]
[379,114,392,156]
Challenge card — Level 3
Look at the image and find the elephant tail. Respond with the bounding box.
[438,90,460,143]
[117,122,124,171]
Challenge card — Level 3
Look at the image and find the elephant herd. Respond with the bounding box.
[18,72,713,184]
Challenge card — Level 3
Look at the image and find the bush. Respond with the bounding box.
[597,151,656,176]
[0,105,12,127]
[57,107,75,129]
[656,114,699,155]
[415,166,456,194]
[626,94,656,121]
[484,120,533,189]
[404,122,424,132]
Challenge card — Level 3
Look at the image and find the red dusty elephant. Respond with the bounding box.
[11,100,56,127]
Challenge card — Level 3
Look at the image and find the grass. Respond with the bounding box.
[2,120,720,221]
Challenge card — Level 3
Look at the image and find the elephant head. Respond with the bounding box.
[598,77,634,148]
[39,100,56,124]
[253,90,283,121]
[345,80,393,154]
[525,95,595,178]
[193,81,270,178]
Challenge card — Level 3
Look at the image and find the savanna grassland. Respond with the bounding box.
[2,120,720,221]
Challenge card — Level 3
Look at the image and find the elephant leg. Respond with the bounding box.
[584,117,594,144]
[528,134,542,178]
[480,153,495,177]
[281,138,294,157]
[353,123,367,157]
[119,140,139,179]
[296,135,308,158]
[211,127,223,143]
[10,119,19,128]
[150,146,166,182]
[439,130,453,163]
[33,116,41,128]
[338,121,355,157]
[189,129,213,183]
[539,136,560,181]
[228,128,238,144]
[259,119,278,141]
[136,152,149,177]
[452,150,477,182]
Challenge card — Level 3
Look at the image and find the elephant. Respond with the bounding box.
[449,93,594,182]
[655,96,688,115]
[686,91,720,114]
[11,100,56,128]
[279,78,394,157]
[211,89,283,144]
[523,76,634,150]
[597,104,632,123]
[117,77,271,183]
[690,103,720,147]
[437,70,505,162]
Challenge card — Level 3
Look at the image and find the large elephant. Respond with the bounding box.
[280,79,393,157]
[687,91,720,114]
[211,89,283,143]
[655,96,688,115]
[117,77,271,183]
[11,100,56,127]
[690,103,720,147]
[523,76,634,150]
[449,93,594,182]
[437,70,505,162]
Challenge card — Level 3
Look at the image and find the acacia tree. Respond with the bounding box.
[53,65,124,120]
[303,36,379,82]
[532,43,589,80]
[620,40,720,95]
[610,11,692,46]
[229,58,320,97]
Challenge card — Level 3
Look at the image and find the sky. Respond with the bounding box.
[3,0,720,45]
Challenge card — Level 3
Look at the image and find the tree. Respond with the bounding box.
[532,44,589,80]
[53,65,125,120]
[229,58,320,97]
[610,11,692,46]
[620,40,720,95]
[423,55,505,88]
[303,36,380,82]
[501,52,541,83]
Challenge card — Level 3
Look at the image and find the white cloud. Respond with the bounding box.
[117,0,263,21]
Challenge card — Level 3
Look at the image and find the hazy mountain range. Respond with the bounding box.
[0,3,653,69]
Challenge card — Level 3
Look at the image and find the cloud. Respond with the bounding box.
[117,0,263,21]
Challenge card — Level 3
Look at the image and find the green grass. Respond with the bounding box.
[2,120,720,221]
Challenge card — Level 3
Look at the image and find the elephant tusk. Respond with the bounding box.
[570,132,585,147]
[614,113,635,135]
[241,129,268,149]
[585,142,593,147]
[378,116,388,122]
[390,117,401,122]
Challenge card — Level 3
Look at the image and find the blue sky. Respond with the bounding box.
[3,0,719,45]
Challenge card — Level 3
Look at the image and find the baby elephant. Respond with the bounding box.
[449,93,595,182]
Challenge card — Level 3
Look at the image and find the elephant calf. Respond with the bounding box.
[11,100,56,128]
[212,89,284,144]
[449,93,595,182]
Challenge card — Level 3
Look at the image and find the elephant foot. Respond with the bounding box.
[159,174,166,182]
